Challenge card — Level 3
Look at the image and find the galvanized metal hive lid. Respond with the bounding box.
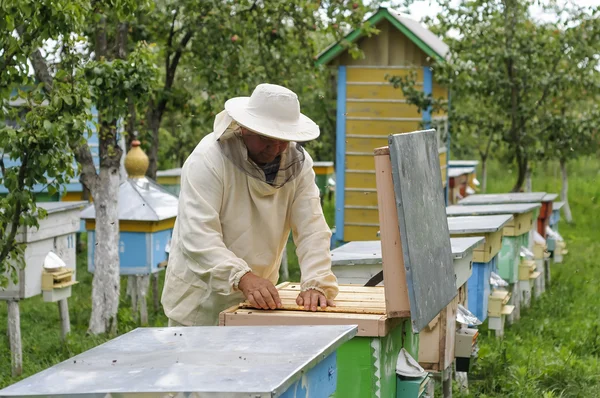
[0,325,357,397]
[458,192,548,205]
[80,177,178,222]
[448,166,476,178]
[447,214,513,234]
[36,201,88,214]
[448,160,479,167]
[446,202,541,216]
[450,236,485,259]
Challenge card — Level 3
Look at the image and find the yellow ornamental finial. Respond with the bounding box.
[124,140,149,178]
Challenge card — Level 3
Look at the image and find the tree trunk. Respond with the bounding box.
[525,165,532,192]
[481,157,488,193]
[511,152,527,193]
[560,158,573,223]
[146,105,160,179]
[88,166,121,335]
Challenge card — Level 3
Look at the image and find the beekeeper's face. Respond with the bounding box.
[240,127,289,165]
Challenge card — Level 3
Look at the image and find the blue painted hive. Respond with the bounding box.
[81,140,179,276]
[467,254,498,322]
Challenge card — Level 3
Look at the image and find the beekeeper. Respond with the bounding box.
[162,83,339,326]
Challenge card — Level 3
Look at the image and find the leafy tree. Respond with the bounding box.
[0,0,91,288]
[132,0,385,174]
[533,4,600,222]
[28,1,158,334]
[389,0,600,193]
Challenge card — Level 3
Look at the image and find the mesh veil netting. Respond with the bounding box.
[213,110,305,188]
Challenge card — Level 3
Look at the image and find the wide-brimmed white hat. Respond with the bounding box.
[224,83,320,142]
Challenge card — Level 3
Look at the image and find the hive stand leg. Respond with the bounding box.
[128,276,138,322]
[136,275,150,326]
[455,370,469,394]
[58,299,71,341]
[152,273,160,312]
[495,316,505,339]
[544,258,551,287]
[442,366,453,398]
[7,300,22,377]
[426,376,436,397]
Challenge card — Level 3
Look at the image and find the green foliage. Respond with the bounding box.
[134,0,388,168]
[0,0,91,287]
[389,1,600,191]
[84,43,158,123]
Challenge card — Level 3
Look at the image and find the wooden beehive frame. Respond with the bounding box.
[221,283,401,337]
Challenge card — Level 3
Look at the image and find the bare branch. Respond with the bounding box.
[30,49,54,92]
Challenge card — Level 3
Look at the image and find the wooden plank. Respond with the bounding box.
[346,153,376,170]
[345,171,377,189]
[345,207,380,225]
[280,284,385,294]
[346,119,421,135]
[345,190,379,207]
[276,291,385,303]
[238,303,386,314]
[501,305,515,315]
[346,84,408,100]
[343,224,380,242]
[346,101,421,119]
[374,146,411,318]
[346,136,390,153]
[220,306,388,337]
[346,67,423,83]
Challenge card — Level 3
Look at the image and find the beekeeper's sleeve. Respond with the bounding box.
[176,156,252,294]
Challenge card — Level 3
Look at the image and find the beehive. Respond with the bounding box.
[316,7,450,242]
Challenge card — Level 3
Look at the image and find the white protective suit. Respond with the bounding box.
[161,111,339,326]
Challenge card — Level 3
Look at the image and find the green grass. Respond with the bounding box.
[1,157,599,395]
[458,157,600,397]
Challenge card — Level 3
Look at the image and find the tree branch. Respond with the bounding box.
[30,49,54,92]
[29,44,100,196]
[158,30,194,120]
[165,7,180,72]
[95,15,108,59]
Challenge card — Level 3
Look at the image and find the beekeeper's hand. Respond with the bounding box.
[296,289,336,312]
[239,272,283,310]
